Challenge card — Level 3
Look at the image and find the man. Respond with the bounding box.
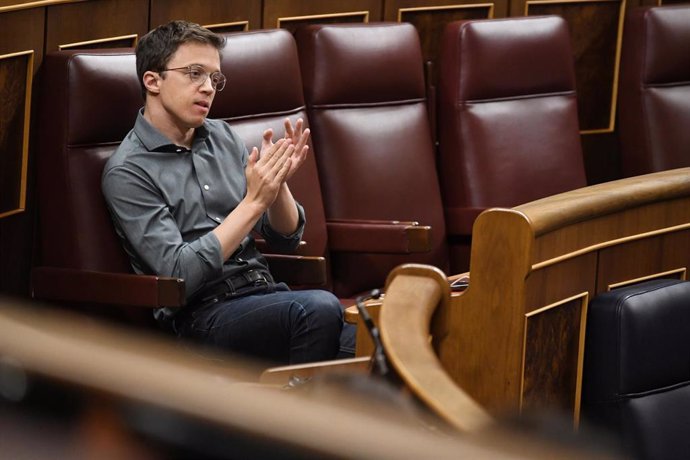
[102,20,349,364]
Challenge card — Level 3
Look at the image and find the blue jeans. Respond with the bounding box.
[174,283,352,365]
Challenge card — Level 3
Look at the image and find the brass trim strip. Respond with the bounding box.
[0,0,88,14]
[607,268,687,291]
[397,3,496,22]
[277,10,370,28]
[532,222,690,271]
[520,291,589,428]
[525,0,626,135]
[0,49,33,219]
[204,20,249,32]
[58,34,138,50]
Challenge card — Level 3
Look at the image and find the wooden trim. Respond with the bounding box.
[0,0,87,14]
[397,3,496,21]
[532,223,690,271]
[276,10,370,28]
[0,49,33,220]
[204,20,250,32]
[607,268,687,291]
[58,34,138,50]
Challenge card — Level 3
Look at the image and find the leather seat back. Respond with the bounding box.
[37,50,140,273]
[618,5,690,176]
[583,278,690,458]
[296,22,449,297]
[438,16,587,272]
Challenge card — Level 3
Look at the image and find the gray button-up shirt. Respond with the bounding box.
[102,110,305,309]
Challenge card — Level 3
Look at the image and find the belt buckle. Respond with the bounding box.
[245,270,268,286]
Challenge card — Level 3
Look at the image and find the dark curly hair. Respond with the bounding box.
[135,20,225,99]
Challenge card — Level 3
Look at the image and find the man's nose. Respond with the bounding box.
[200,76,215,93]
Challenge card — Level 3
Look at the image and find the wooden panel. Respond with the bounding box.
[390,1,498,102]
[525,0,624,134]
[0,7,44,64]
[263,0,383,30]
[149,0,260,30]
[0,51,32,219]
[45,0,148,52]
[521,293,588,426]
[0,7,43,297]
[530,198,690,265]
[596,230,690,294]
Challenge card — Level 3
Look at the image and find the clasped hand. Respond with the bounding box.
[245,118,309,209]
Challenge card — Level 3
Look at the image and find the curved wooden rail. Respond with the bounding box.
[379,168,690,426]
[379,264,492,432]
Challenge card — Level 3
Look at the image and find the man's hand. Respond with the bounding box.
[244,131,294,210]
[282,117,310,181]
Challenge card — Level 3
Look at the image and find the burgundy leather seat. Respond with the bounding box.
[295,22,449,298]
[211,29,330,291]
[582,279,690,458]
[438,16,587,273]
[32,49,185,317]
[618,5,690,177]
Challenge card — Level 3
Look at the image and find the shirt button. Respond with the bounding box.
[204,184,210,190]
[215,217,221,222]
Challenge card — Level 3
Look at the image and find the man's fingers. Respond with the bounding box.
[294,127,310,152]
[284,118,294,140]
[248,147,259,164]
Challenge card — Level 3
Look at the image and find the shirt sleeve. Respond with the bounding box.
[257,201,306,252]
[102,164,223,299]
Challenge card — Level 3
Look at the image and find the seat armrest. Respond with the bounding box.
[264,254,327,287]
[327,219,431,253]
[31,267,185,308]
[255,238,307,255]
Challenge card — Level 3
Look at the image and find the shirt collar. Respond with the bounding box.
[133,108,210,153]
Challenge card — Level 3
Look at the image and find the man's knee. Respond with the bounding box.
[304,290,343,323]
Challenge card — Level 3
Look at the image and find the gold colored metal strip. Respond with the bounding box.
[397,3,496,22]
[0,0,87,14]
[204,21,249,32]
[58,34,138,50]
[607,268,687,291]
[532,222,690,271]
[277,10,369,28]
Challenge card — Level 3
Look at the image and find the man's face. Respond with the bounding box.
[156,41,221,130]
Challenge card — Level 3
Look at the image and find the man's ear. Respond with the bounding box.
[142,71,161,95]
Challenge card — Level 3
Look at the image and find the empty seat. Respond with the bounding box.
[618,5,690,177]
[295,22,449,298]
[582,278,690,459]
[438,16,587,273]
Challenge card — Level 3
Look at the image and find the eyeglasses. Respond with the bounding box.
[162,64,226,92]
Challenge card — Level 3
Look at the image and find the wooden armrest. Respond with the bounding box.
[259,356,371,386]
[379,264,491,432]
[31,267,185,308]
[327,220,431,254]
[264,254,327,287]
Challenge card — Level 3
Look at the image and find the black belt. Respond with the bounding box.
[195,269,273,307]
